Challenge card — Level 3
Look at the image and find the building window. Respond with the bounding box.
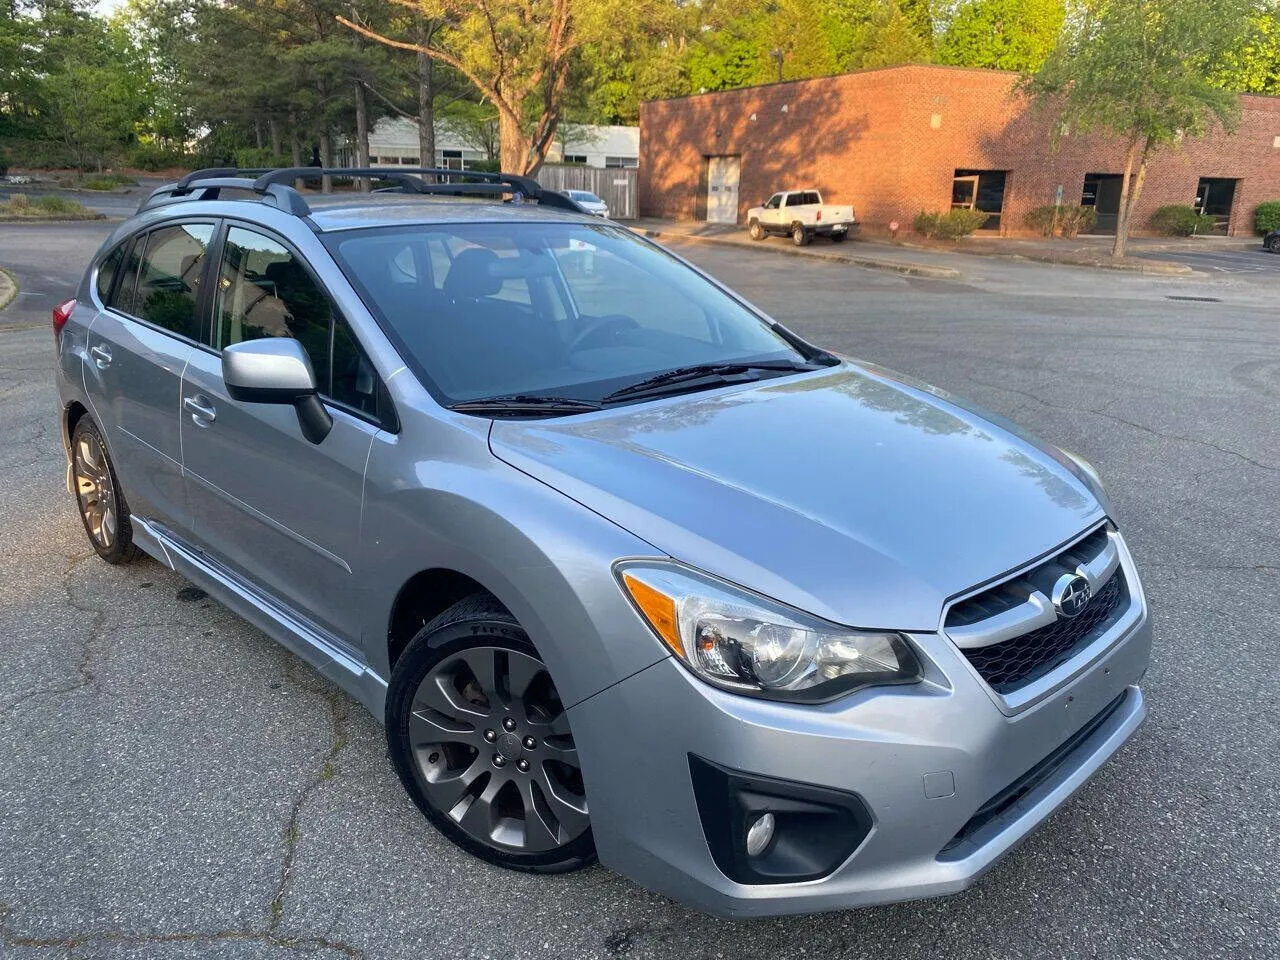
[605,156,638,169]
[563,154,588,165]
[1194,177,1237,234]
[439,149,465,171]
[952,169,1006,230]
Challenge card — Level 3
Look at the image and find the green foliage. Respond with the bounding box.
[1150,205,1217,235]
[1254,201,1280,234]
[914,210,943,238]
[1024,204,1098,238]
[1214,9,1280,94]
[232,148,290,170]
[0,193,95,219]
[938,0,1065,71]
[80,174,136,190]
[915,209,988,238]
[128,142,190,172]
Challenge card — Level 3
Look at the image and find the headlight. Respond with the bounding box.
[616,562,921,703]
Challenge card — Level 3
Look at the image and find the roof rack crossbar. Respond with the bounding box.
[138,165,587,219]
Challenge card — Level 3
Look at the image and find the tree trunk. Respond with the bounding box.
[417,42,435,180]
[1112,135,1142,258]
[498,108,533,176]
[354,80,370,191]
[289,118,302,189]
[319,129,333,193]
[254,118,263,150]
[269,118,282,163]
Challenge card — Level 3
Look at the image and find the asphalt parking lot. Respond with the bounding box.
[1,219,1277,959]
[1135,243,1278,275]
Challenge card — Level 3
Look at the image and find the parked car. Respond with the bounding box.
[1265,229,1280,253]
[747,189,858,246]
[563,189,609,217]
[56,165,1149,918]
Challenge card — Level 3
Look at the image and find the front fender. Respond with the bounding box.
[359,424,671,709]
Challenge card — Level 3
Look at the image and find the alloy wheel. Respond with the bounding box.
[73,431,117,550]
[407,645,589,854]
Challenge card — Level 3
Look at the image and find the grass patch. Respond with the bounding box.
[79,173,138,190]
[0,192,100,220]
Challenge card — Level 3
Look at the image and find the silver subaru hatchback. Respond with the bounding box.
[54,168,1150,917]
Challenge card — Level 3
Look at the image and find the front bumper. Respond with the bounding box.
[570,596,1150,917]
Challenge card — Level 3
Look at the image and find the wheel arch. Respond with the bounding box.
[386,568,510,673]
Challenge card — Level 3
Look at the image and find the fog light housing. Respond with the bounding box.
[689,755,872,884]
[745,812,775,856]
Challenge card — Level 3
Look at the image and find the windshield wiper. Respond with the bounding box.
[601,360,819,403]
[447,395,603,417]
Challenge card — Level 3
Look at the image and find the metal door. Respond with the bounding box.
[706,156,740,224]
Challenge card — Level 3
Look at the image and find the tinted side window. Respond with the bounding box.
[111,238,143,316]
[217,226,379,417]
[133,223,214,338]
[96,244,124,303]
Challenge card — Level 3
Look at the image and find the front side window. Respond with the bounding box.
[215,226,379,416]
[328,222,805,406]
[763,194,781,210]
[119,223,213,338]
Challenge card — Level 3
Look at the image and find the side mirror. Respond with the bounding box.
[222,338,333,444]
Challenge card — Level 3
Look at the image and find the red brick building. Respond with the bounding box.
[639,64,1280,237]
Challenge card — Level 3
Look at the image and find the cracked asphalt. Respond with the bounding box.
[1,222,1277,959]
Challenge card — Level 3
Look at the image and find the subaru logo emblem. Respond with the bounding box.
[1052,574,1092,619]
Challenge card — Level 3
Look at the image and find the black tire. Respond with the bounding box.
[830,231,848,243]
[1266,235,1280,253]
[70,417,141,565]
[386,594,595,873]
[791,223,810,246]
[748,219,766,241]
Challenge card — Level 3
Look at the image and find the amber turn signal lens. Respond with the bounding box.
[622,572,682,656]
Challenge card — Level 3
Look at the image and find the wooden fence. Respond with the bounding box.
[534,164,638,220]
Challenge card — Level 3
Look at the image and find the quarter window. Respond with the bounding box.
[96,244,124,303]
[215,226,380,416]
[131,223,214,339]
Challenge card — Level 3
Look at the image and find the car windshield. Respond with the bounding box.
[327,221,807,406]
[569,191,601,203]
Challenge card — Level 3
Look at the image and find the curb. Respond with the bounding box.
[886,239,1194,275]
[0,266,18,312]
[638,229,963,280]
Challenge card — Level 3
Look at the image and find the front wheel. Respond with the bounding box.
[386,594,594,873]
[1266,235,1280,253]
[749,219,766,241]
[792,223,810,246]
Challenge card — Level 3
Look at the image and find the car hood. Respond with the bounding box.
[490,363,1104,631]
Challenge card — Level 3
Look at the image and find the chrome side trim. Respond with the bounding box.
[135,518,384,716]
[1077,536,1120,591]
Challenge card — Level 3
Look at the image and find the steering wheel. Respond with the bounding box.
[569,314,640,353]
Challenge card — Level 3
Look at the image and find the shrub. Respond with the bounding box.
[1023,204,1098,239]
[232,147,288,170]
[1150,205,1216,236]
[1254,201,1280,235]
[36,194,81,214]
[938,208,990,239]
[7,193,31,210]
[128,142,192,171]
[913,210,942,239]
[80,174,136,190]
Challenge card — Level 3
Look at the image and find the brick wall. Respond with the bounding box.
[639,65,1280,237]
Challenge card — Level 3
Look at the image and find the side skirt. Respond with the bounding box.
[132,516,389,718]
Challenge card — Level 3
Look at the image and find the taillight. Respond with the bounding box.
[816,210,822,221]
[52,298,76,341]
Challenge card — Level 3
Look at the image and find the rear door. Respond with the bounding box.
[84,221,216,535]
[179,223,386,647]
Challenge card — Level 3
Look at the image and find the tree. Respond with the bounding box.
[937,0,1064,72]
[1022,0,1255,257]
[1214,4,1280,94]
[339,0,640,174]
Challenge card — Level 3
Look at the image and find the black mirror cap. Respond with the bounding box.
[688,754,873,885]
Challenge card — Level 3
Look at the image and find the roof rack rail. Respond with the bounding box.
[137,166,585,218]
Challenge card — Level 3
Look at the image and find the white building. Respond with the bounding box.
[360,118,638,170]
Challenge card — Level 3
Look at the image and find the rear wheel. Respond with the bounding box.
[70,417,141,564]
[1266,235,1280,253]
[749,219,766,241]
[386,594,594,873]
[792,223,810,246]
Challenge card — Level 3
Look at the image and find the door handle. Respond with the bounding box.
[90,345,112,369]
[184,395,217,425]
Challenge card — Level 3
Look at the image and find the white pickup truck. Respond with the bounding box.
[746,189,858,246]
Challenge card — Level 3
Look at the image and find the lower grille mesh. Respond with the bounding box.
[962,572,1128,694]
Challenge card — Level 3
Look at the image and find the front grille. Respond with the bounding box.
[961,573,1127,693]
